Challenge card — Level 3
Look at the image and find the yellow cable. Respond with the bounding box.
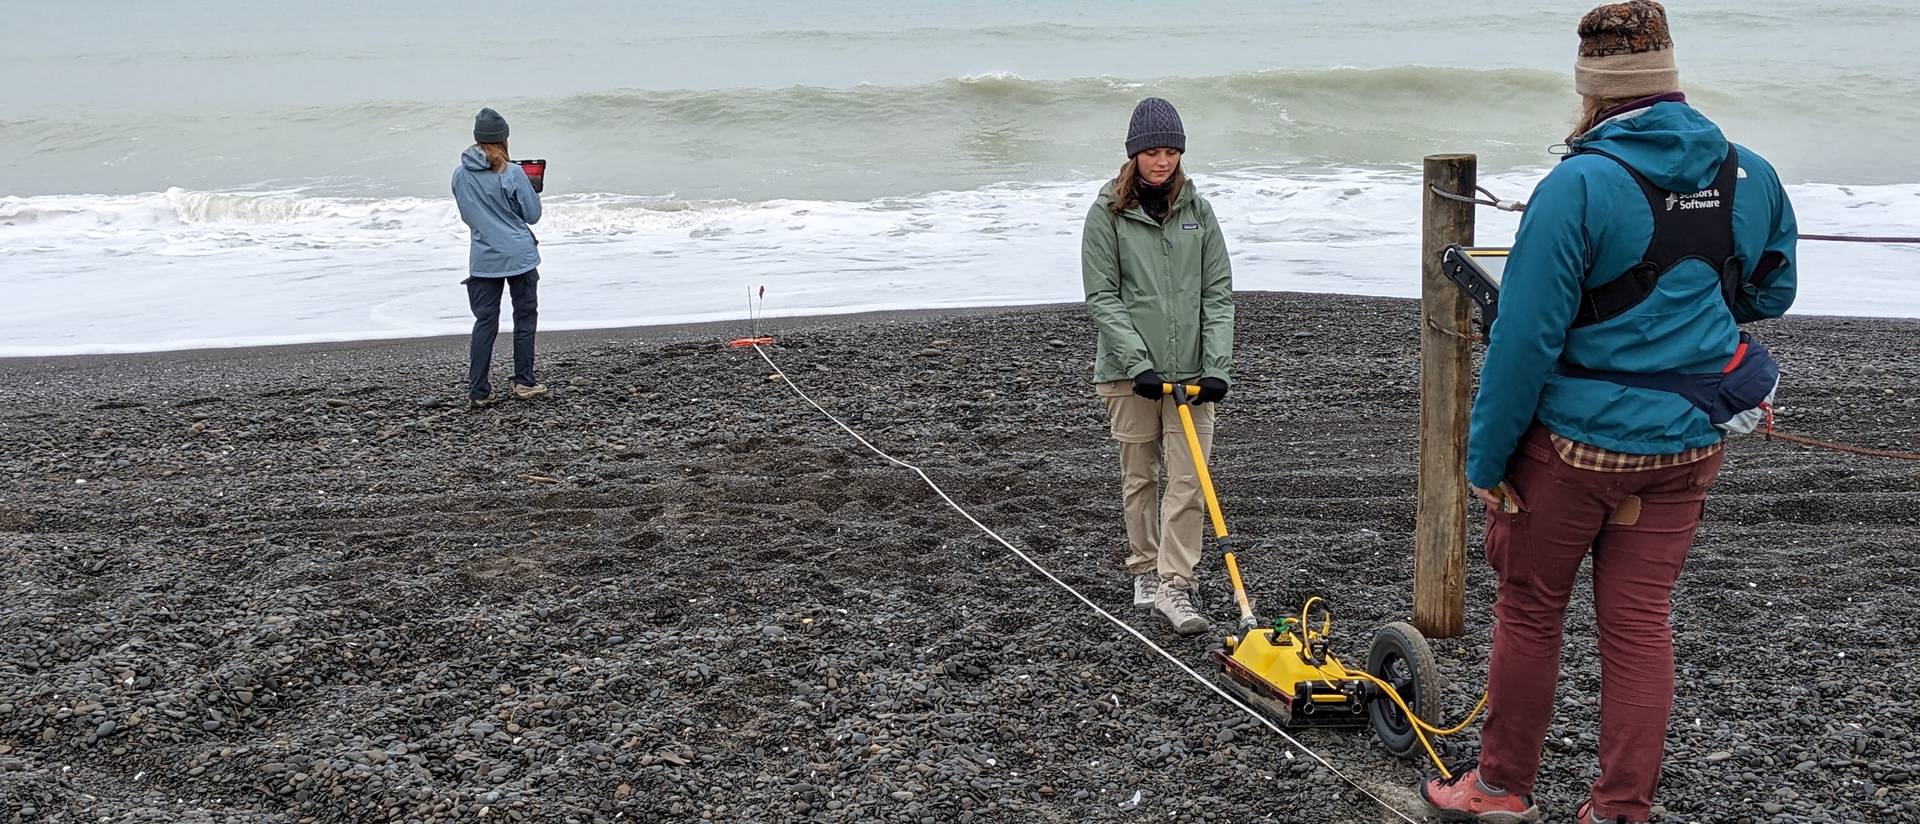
[1299,596,1331,641]
[1295,598,1351,700]
[1312,664,1452,778]
[1350,669,1490,735]
[1292,599,1491,779]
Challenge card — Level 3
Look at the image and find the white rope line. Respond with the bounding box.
[752,344,1421,824]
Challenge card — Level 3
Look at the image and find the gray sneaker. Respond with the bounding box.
[511,383,548,401]
[1131,573,1161,612]
[1154,577,1211,635]
[1576,801,1636,824]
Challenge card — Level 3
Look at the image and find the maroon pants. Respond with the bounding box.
[1478,428,1724,821]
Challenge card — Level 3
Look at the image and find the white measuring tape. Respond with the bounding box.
[751,344,1422,823]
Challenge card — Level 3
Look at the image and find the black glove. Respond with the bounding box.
[1196,377,1230,404]
[1131,370,1165,400]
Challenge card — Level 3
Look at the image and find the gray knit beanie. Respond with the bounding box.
[1125,98,1186,157]
[473,108,510,143]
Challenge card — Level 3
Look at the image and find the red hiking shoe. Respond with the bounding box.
[1419,768,1541,823]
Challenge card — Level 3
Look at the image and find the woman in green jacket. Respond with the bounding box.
[1081,97,1236,635]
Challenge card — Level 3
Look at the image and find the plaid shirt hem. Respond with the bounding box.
[1550,434,1722,473]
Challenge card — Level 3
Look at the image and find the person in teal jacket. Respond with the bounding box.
[1464,105,1797,488]
[1421,3,1797,823]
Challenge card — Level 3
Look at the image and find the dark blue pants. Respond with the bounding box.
[466,269,538,400]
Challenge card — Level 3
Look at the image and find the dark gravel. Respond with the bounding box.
[0,293,1916,823]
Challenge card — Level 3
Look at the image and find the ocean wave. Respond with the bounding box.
[10,64,1918,201]
[7,168,1920,355]
[0,190,754,236]
[478,66,1581,127]
[212,64,1911,136]
[7,170,1918,255]
[7,66,1579,139]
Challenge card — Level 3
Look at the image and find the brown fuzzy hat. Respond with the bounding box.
[1575,1,1679,98]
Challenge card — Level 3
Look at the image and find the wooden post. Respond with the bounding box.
[1414,154,1476,639]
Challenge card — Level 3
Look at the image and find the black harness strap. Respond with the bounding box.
[1571,145,1743,328]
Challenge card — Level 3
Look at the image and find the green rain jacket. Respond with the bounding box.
[1080,179,1235,384]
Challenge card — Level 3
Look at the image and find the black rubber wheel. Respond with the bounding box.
[1366,621,1443,759]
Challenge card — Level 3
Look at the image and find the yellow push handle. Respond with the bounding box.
[1167,388,1228,540]
[1160,384,1229,541]
[1165,382,1256,630]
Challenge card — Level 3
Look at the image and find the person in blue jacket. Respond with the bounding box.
[452,107,545,408]
[1420,3,1797,823]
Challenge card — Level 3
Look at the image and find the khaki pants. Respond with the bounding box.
[1097,381,1216,584]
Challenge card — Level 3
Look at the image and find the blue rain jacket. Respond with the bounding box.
[1467,101,1797,488]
